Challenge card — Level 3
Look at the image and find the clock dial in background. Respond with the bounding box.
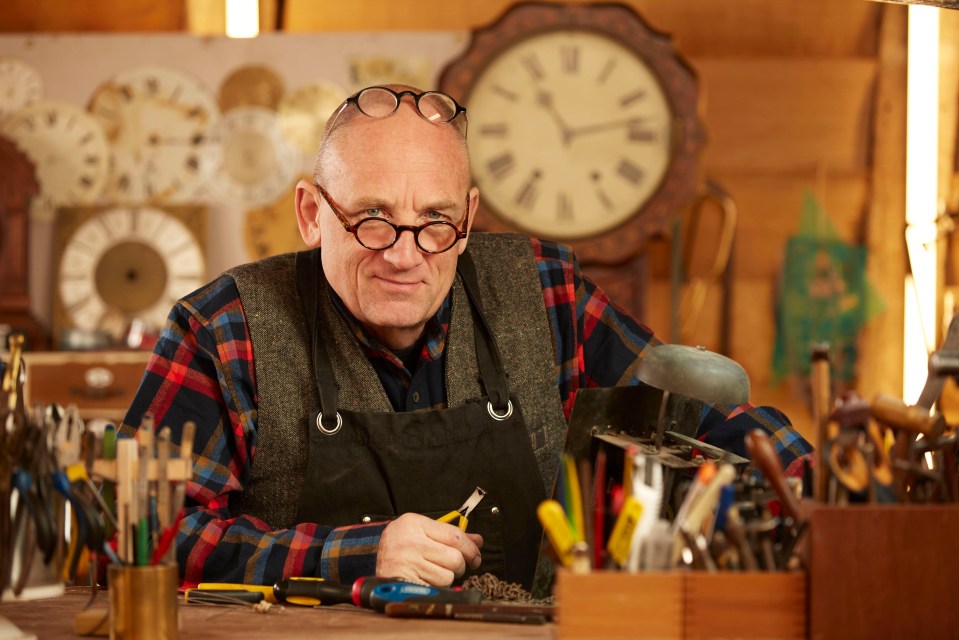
[466,30,673,240]
[277,81,346,157]
[88,66,220,204]
[55,206,206,341]
[440,2,705,266]
[0,57,43,119]
[218,64,285,112]
[243,182,307,260]
[0,100,109,222]
[207,106,298,208]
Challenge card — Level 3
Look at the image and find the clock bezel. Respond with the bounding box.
[439,2,706,265]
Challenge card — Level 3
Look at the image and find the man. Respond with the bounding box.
[122,85,811,590]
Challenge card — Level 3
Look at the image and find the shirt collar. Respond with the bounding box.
[327,285,451,366]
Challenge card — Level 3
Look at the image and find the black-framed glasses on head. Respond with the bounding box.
[331,86,468,135]
[315,183,470,255]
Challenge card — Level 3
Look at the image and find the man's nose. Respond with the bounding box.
[383,227,421,264]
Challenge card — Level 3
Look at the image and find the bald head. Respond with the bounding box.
[313,84,470,188]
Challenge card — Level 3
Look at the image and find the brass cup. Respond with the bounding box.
[108,564,178,640]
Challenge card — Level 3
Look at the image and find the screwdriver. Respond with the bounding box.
[272,576,418,607]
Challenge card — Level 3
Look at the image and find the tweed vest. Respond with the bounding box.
[227,232,567,528]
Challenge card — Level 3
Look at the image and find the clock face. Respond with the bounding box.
[0,57,43,118]
[57,206,206,333]
[88,66,220,204]
[0,100,110,222]
[277,81,346,156]
[466,30,673,241]
[207,106,298,208]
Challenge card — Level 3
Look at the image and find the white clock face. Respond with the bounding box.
[467,30,674,240]
[58,207,205,333]
[277,81,346,156]
[207,106,299,208]
[0,57,43,118]
[88,66,220,204]
[0,100,110,222]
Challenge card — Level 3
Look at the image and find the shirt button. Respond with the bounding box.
[412,391,421,403]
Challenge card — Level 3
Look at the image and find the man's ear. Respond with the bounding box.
[457,186,480,256]
[295,180,322,247]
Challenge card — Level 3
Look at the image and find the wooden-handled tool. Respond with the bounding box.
[810,345,832,502]
[870,393,943,439]
[745,429,803,523]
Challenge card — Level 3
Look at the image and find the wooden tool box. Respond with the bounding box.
[555,570,807,639]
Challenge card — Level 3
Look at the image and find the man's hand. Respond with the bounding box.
[375,513,483,586]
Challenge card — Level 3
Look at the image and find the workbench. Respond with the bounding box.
[0,588,553,639]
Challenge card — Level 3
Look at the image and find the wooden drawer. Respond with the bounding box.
[23,350,150,421]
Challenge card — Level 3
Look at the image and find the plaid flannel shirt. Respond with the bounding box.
[122,238,812,587]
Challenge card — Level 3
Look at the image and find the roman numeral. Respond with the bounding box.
[558,192,573,221]
[479,123,509,137]
[628,123,657,142]
[619,90,646,108]
[598,58,616,84]
[617,159,644,185]
[521,54,545,81]
[560,46,579,74]
[487,152,515,181]
[515,173,540,209]
[492,85,519,102]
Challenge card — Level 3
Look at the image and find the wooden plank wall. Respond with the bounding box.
[0,0,911,440]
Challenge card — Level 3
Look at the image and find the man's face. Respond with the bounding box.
[307,103,476,349]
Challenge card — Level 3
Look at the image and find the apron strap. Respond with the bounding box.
[295,249,342,432]
[457,249,512,415]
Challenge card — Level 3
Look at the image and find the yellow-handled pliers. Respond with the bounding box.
[436,486,487,531]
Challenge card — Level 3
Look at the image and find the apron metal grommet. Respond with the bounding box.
[487,400,513,421]
[361,516,372,524]
[316,412,343,435]
[491,506,499,516]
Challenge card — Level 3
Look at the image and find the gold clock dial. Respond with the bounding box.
[218,64,285,112]
[208,106,298,208]
[0,100,110,222]
[0,57,43,118]
[467,30,673,241]
[56,206,206,335]
[88,66,220,204]
[277,81,346,155]
[243,184,306,260]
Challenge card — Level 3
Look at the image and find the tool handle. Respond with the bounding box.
[273,577,352,606]
[745,430,803,522]
[367,583,483,613]
[870,393,940,436]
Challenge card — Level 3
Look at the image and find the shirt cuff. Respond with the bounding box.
[317,521,387,584]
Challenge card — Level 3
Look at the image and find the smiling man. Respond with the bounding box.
[122,85,811,591]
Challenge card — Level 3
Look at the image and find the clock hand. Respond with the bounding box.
[147,132,208,146]
[567,117,649,140]
[535,90,573,145]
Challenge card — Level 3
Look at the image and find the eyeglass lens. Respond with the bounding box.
[356,87,459,124]
[355,218,459,253]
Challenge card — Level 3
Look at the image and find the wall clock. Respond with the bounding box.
[87,66,220,205]
[0,135,47,349]
[206,106,298,209]
[439,2,705,266]
[218,64,286,112]
[277,81,346,157]
[243,181,307,260]
[53,205,206,343]
[0,57,43,119]
[0,100,110,222]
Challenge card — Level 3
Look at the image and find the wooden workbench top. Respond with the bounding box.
[0,588,553,639]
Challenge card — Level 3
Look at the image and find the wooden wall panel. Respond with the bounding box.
[694,58,878,173]
[283,0,881,57]
[0,0,186,31]
[708,173,870,279]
